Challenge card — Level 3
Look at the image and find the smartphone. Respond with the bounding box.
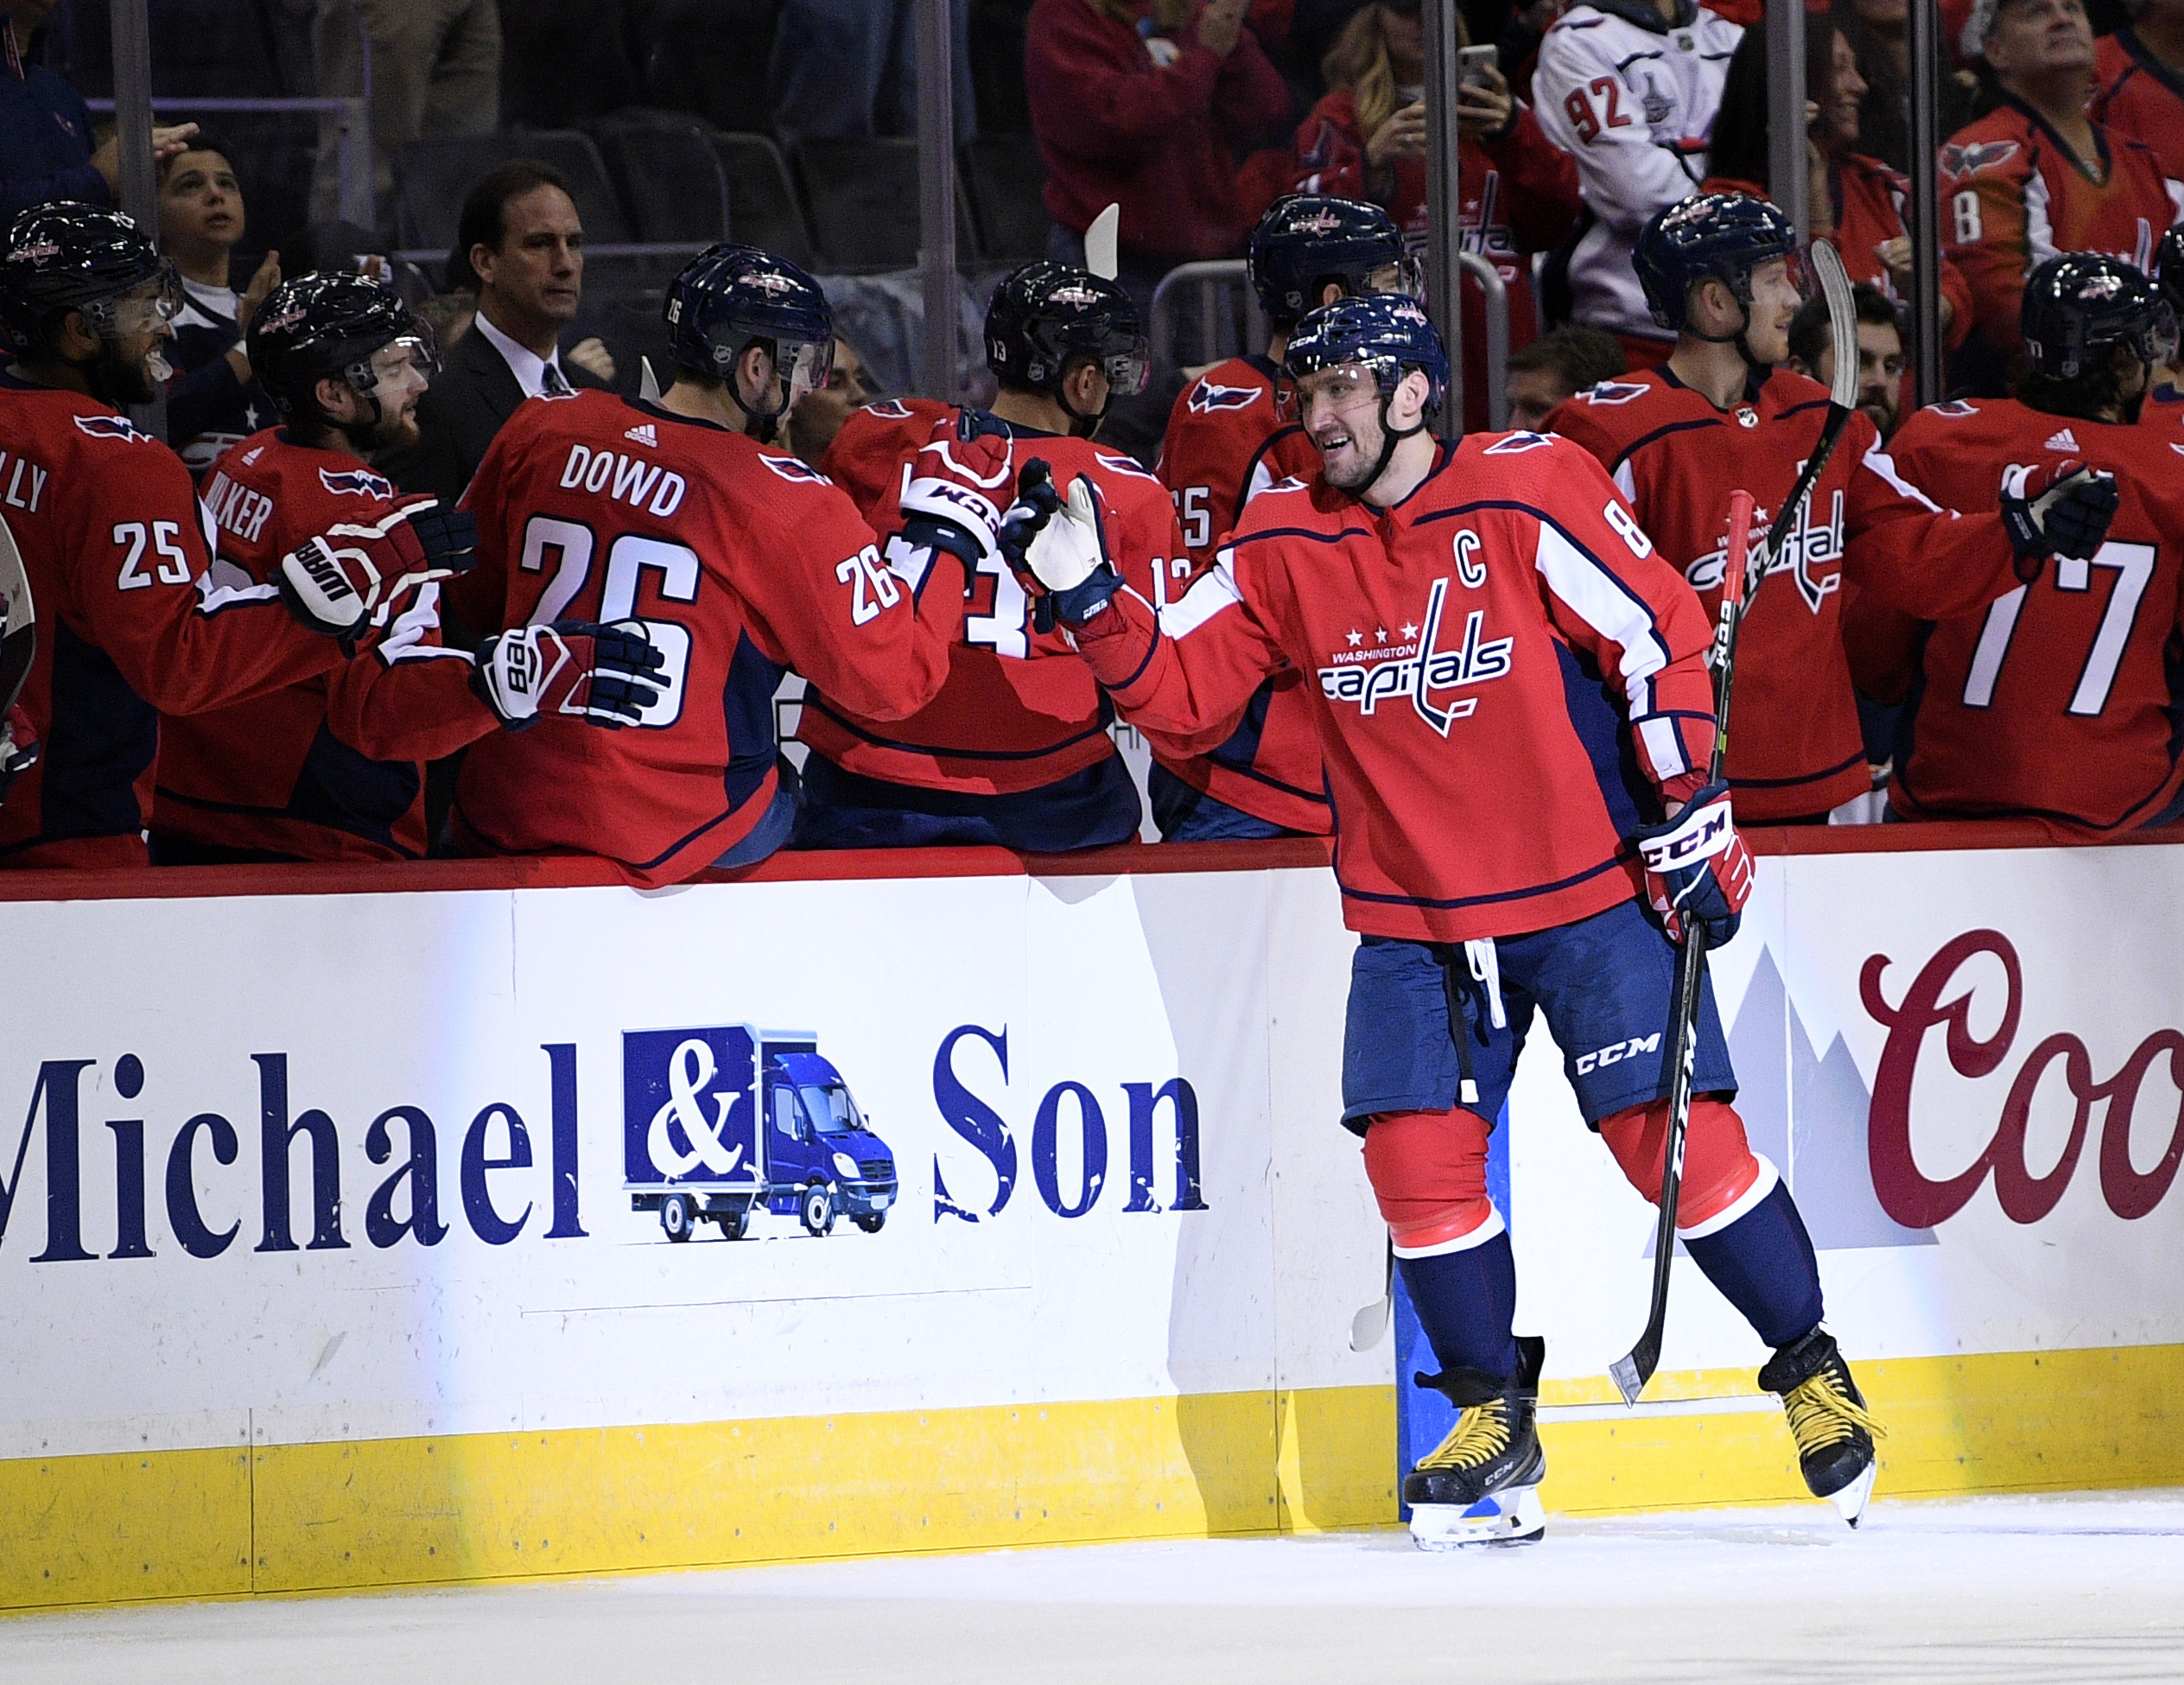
[1458,43,1499,88]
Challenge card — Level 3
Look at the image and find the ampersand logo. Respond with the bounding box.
[622,1026,759,1186]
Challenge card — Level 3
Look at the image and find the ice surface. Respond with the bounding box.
[3,1490,2181,1683]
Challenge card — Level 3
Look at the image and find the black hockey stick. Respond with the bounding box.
[1609,239,1858,1408]
[0,510,35,725]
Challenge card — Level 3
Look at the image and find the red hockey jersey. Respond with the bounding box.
[818,397,954,525]
[447,392,968,887]
[152,432,497,861]
[1066,433,1720,941]
[2092,29,2184,189]
[1879,398,2184,833]
[1155,355,1330,833]
[1939,99,2176,364]
[1549,367,2027,820]
[796,413,1184,795]
[0,374,351,869]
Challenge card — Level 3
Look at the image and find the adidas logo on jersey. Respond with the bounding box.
[2044,427,2080,452]
[624,423,658,448]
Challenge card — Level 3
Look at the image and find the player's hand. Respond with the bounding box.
[1630,781,1752,948]
[1999,461,2119,580]
[471,620,666,732]
[0,703,38,804]
[998,461,1125,631]
[276,499,480,639]
[897,419,1013,587]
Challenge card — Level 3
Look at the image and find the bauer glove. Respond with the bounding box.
[1999,461,2119,581]
[1630,780,1752,947]
[997,461,1124,632]
[276,499,480,640]
[892,418,1014,595]
[0,703,38,805]
[471,620,666,731]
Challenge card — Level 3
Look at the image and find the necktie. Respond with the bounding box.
[541,362,572,397]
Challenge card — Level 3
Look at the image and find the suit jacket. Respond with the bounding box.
[378,321,607,503]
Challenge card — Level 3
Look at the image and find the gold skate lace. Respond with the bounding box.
[1782,1371,1888,1456]
[1416,1401,1511,1472]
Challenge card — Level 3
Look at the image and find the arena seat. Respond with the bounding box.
[707,132,820,270]
[590,111,733,244]
[389,130,632,258]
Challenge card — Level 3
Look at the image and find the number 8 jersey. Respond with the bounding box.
[446,391,966,887]
[1874,397,2184,834]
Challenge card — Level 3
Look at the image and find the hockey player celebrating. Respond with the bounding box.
[1870,254,2184,834]
[997,291,1882,1545]
[151,272,662,862]
[444,245,994,885]
[790,261,1184,852]
[1550,193,2122,823]
[0,202,473,868]
[1150,194,1412,841]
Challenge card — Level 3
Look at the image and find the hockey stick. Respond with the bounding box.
[0,510,35,723]
[1349,1238,1394,1351]
[1609,239,1857,1408]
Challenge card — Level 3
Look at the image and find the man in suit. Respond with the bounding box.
[379,159,607,501]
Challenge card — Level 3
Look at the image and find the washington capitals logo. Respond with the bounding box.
[759,453,830,486]
[866,399,915,421]
[1686,491,1844,614]
[1094,449,1160,483]
[1187,378,1262,416]
[1316,576,1514,733]
[1579,380,1651,406]
[1940,140,2018,179]
[319,466,393,499]
[73,413,149,442]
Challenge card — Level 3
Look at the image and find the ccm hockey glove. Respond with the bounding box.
[997,461,1124,632]
[1630,781,1753,947]
[1999,461,2119,580]
[892,419,1014,595]
[472,620,666,731]
[0,703,38,805]
[276,499,480,639]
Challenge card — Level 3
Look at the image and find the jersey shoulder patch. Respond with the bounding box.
[1093,448,1163,483]
[1929,398,1982,417]
[73,411,152,442]
[1578,379,1653,406]
[759,452,834,486]
[1481,430,1558,455]
[319,465,395,499]
[1186,376,1265,416]
[863,398,917,421]
[1939,139,2020,180]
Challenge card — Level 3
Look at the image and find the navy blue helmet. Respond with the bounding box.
[1248,194,1414,330]
[0,200,178,348]
[663,243,834,413]
[250,270,437,420]
[1633,192,1798,333]
[2020,251,2177,382]
[985,260,1149,435]
[2152,226,2184,326]
[1283,293,1450,415]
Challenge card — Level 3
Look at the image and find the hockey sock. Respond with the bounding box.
[1397,1229,1520,1382]
[1682,1180,1824,1351]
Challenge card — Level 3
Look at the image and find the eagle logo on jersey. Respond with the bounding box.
[1580,380,1652,406]
[73,412,151,442]
[1482,432,1554,455]
[759,453,831,486]
[319,465,394,499]
[1187,378,1263,416]
[1094,449,1161,483]
[866,399,915,421]
[1932,399,1979,417]
[1940,140,2019,179]
[1316,575,1514,732]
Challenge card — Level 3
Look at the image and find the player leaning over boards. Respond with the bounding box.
[999,292,1891,1547]
[1548,194,2124,824]
[0,202,476,868]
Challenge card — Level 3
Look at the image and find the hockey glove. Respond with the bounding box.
[996,461,1124,631]
[0,703,38,805]
[1630,781,1753,947]
[276,499,481,640]
[893,420,1014,595]
[1999,461,2119,581]
[472,620,666,731]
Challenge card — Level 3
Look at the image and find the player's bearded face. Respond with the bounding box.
[89,326,168,407]
[1743,259,1802,366]
[367,342,431,449]
[1298,365,1389,490]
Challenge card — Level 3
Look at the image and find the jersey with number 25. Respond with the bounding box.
[447,391,963,885]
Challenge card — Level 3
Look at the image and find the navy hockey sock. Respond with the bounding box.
[1398,1228,1520,1380]
[1683,1180,1824,1350]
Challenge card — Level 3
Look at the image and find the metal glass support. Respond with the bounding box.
[1907,0,1945,406]
[1457,251,1510,429]
[1768,0,1810,243]
[915,0,959,400]
[1150,260,1250,375]
[107,0,165,439]
[1422,0,1465,440]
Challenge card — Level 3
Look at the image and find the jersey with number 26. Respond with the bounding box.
[447,391,962,885]
[1881,398,2184,833]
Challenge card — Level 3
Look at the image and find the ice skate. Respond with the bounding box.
[1405,1335,1546,1548]
[1760,1327,1885,1526]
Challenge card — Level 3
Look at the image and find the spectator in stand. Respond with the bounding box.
[1786,282,1908,439]
[1702,16,1971,365]
[1503,322,1626,429]
[771,0,976,146]
[1848,0,1978,172]
[154,136,282,480]
[308,0,500,225]
[1940,0,2176,389]
[378,162,609,504]
[0,0,198,223]
[786,335,871,468]
[1292,0,1582,432]
[2092,0,2184,187]
[1532,0,1743,370]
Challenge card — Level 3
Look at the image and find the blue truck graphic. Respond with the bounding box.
[622,1025,898,1242]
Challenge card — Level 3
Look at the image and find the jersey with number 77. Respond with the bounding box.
[445,390,968,886]
[1874,397,2184,834]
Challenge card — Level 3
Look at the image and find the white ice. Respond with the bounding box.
[3,1490,2181,1683]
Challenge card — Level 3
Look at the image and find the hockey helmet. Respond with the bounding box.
[985,261,1150,398]
[1282,292,1450,416]
[2153,226,2184,327]
[249,270,438,422]
[0,200,179,350]
[1633,192,1799,333]
[2021,252,2177,382]
[1248,194,1417,331]
[663,243,835,420]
